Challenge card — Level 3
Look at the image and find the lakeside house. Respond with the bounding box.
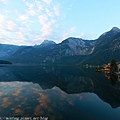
[104,64,110,71]
[103,62,120,73]
[98,61,120,83]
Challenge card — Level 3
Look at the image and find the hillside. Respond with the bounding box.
[8,38,94,64]
[0,60,12,64]
[0,44,21,59]
[81,27,120,65]
[7,27,120,65]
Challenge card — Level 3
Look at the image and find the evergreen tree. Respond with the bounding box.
[110,59,118,73]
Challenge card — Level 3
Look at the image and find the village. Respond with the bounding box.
[96,60,120,82]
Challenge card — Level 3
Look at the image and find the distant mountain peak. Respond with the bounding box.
[40,40,56,46]
[42,40,56,44]
[111,27,120,32]
[99,27,120,39]
[62,37,83,44]
[66,37,82,40]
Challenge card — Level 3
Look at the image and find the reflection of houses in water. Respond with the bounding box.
[104,62,120,82]
[105,73,120,83]
[117,74,120,82]
[105,73,110,79]
[117,62,120,72]
[104,62,120,73]
[104,64,110,71]
[116,62,120,82]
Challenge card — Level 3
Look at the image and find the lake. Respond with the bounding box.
[0,65,120,120]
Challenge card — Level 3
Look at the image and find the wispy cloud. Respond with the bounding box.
[28,9,36,16]
[78,32,94,40]
[45,9,53,17]
[38,14,48,24]
[0,13,4,27]
[25,2,36,16]
[0,0,7,4]
[41,20,56,38]
[42,0,52,5]
[79,32,85,38]
[53,5,60,16]
[18,14,29,21]
[62,26,76,40]
[0,0,70,45]
[34,0,43,11]
[38,13,56,39]
[70,27,76,33]
[25,2,34,9]
[16,32,25,39]
[7,20,16,31]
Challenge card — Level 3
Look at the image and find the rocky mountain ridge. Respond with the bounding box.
[2,27,120,65]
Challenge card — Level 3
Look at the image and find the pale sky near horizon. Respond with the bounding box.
[0,0,120,45]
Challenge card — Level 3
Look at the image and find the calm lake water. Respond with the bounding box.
[0,65,120,120]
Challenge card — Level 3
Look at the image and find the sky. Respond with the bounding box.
[0,0,120,45]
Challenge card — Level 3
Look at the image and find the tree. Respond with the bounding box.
[110,74,118,85]
[110,59,118,73]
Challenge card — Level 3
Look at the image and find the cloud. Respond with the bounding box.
[0,35,4,41]
[25,2,34,9]
[77,32,94,39]
[79,32,84,38]
[45,9,53,17]
[16,32,25,39]
[42,0,52,5]
[28,9,36,16]
[41,20,56,38]
[2,97,12,108]
[0,13,4,27]
[53,5,60,16]
[14,109,24,115]
[34,0,43,11]
[62,33,68,40]
[12,90,21,96]
[62,26,76,40]
[38,14,48,24]
[0,0,7,4]
[7,20,16,31]
[19,14,29,21]
[0,0,66,45]
[0,25,29,45]
[0,27,7,35]
[70,27,76,33]
[25,2,36,16]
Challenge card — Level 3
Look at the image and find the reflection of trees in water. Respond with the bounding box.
[105,72,119,85]
[110,74,118,86]
[2,65,120,108]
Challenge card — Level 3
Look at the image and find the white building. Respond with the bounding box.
[117,62,120,72]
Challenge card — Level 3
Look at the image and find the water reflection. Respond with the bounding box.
[0,66,120,119]
[104,72,120,85]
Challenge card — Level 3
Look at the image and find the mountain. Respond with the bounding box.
[8,38,95,64]
[44,37,95,65]
[8,27,120,65]
[8,42,57,64]
[0,44,21,59]
[53,37,95,56]
[81,27,120,65]
[33,40,56,48]
[40,40,56,47]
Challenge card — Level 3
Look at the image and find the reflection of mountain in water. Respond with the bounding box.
[1,65,120,108]
[0,67,17,81]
